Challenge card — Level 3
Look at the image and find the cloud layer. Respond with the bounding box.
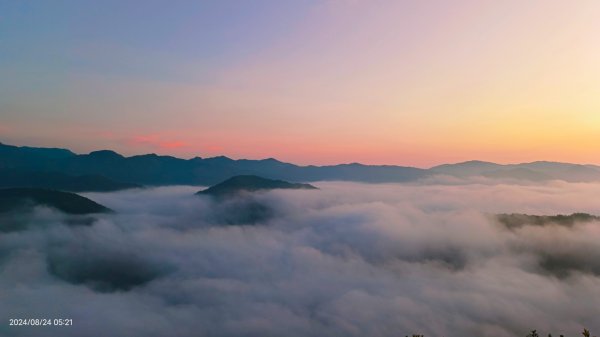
[2,182,600,336]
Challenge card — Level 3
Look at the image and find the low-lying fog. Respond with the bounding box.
[2,180,600,337]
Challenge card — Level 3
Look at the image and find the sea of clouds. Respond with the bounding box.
[2,180,600,337]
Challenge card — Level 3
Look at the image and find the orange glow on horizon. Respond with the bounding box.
[3,1,600,167]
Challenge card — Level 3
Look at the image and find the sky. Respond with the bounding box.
[1,0,599,167]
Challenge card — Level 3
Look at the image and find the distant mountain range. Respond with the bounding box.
[2,142,600,188]
[0,142,425,186]
[430,160,600,182]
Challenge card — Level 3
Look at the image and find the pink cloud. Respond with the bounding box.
[0,123,11,133]
[159,141,188,149]
[128,134,189,150]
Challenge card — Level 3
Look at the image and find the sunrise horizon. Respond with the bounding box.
[3,1,600,169]
[4,138,600,169]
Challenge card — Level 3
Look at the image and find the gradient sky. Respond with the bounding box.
[1,0,599,167]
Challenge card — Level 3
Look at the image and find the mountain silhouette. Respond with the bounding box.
[432,160,600,182]
[196,175,317,197]
[0,188,111,214]
[0,168,140,192]
[0,142,427,185]
[3,142,600,184]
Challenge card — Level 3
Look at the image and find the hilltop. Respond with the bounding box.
[0,188,112,215]
[196,175,317,198]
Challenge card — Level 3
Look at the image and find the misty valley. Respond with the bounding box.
[1,171,600,336]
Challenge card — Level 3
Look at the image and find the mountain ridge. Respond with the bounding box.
[0,188,112,215]
[0,142,426,185]
[2,142,600,185]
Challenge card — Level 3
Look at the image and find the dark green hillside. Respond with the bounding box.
[496,212,600,229]
[197,175,317,197]
[0,188,111,214]
[0,168,140,192]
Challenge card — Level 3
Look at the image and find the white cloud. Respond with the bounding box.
[1,182,600,336]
